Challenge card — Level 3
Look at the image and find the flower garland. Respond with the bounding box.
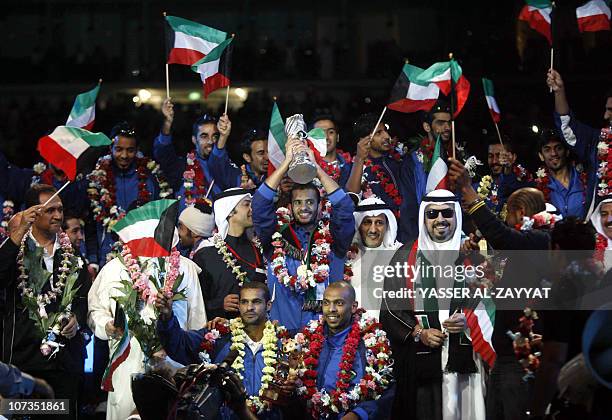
[477,175,499,206]
[534,166,588,205]
[343,244,360,282]
[361,159,402,211]
[270,210,332,293]
[595,126,612,196]
[513,164,532,183]
[87,155,173,232]
[0,200,15,242]
[198,321,231,364]
[516,210,563,231]
[229,318,287,414]
[595,233,608,263]
[295,311,393,418]
[114,244,185,357]
[507,308,541,381]
[30,162,53,186]
[17,231,82,356]
[183,151,211,206]
[212,234,263,287]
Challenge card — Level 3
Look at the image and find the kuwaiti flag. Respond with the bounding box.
[464,298,496,368]
[576,0,611,32]
[388,63,441,113]
[191,37,234,98]
[306,127,328,158]
[101,315,131,392]
[413,60,470,118]
[37,126,111,181]
[66,82,100,130]
[425,136,448,193]
[165,15,227,66]
[519,0,553,44]
[267,102,287,177]
[482,78,501,124]
[112,199,179,257]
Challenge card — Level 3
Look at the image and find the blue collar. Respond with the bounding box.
[324,324,352,347]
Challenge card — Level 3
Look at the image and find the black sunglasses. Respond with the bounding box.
[425,208,455,220]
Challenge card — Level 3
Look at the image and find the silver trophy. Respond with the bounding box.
[285,114,317,184]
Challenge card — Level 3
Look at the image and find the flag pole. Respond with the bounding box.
[224,85,230,115]
[163,12,170,99]
[549,2,556,93]
[369,107,387,140]
[43,181,71,206]
[494,122,504,147]
[449,52,456,160]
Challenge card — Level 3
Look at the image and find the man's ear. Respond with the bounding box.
[192,136,197,147]
[266,300,272,312]
[422,122,432,134]
[538,151,544,162]
[352,301,359,314]
[243,153,253,164]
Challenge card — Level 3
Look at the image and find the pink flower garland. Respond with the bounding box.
[120,244,181,304]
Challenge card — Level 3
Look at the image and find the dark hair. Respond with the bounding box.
[62,208,83,230]
[353,113,379,140]
[239,128,268,156]
[551,217,595,251]
[507,187,546,216]
[24,184,57,209]
[193,202,213,215]
[486,136,515,154]
[606,88,612,100]
[537,129,568,152]
[240,281,271,302]
[312,113,337,129]
[290,182,321,203]
[424,100,451,124]
[110,121,137,141]
[192,114,218,138]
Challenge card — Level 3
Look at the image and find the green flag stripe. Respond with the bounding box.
[526,0,552,8]
[270,103,286,152]
[482,78,495,96]
[402,63,429,85]
[70,85,100,118]
[112,199,177,233]
[192,37,233,66]
[165,15,227,43]
[63,127,111,147]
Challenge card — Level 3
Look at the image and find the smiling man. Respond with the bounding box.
[350,196,402,318]
[294,281,395,419]
[208,128,269,190]
[345,113,423,243]
[252,137,355,330]
[535,130,585,218]
[196,188,266,320]
[380,189,486,420]
[154,98,228,208]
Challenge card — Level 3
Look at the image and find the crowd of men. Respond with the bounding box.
[1,69,612,420]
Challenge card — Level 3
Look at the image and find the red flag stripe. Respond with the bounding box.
[37,136,78,181]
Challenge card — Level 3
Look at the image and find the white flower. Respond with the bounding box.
[536,168,546,178]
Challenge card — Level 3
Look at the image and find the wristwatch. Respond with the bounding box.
[413,327,423,343]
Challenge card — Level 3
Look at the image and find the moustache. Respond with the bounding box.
[433,221,450,228]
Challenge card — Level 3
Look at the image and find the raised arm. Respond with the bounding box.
[345,137,370,194]
[153,98,183,189]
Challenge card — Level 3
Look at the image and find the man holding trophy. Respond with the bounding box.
[252,114,355,331]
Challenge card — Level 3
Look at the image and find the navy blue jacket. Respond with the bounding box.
[207,144,266,190]
[252,184,355,331]
[554,111,601,213]
[153,133,221,210]
[157,315,282,420]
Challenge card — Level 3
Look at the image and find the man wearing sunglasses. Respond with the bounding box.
[154,98,226,209]
[380,189,486,420]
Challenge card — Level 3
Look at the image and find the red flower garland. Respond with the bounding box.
[88,156,171,229]
[534,166,588,205]
[362,159,402,211]
[299,311,392,417]
[183,150,211,206]
[595,233,608,263]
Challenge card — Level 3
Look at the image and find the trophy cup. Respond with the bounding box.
[261,339,303,406]
[285,114,317,184]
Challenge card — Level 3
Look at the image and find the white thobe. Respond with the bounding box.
[88,256,207,420]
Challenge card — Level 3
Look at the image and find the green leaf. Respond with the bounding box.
[171,291,186,301]
[171,273,185,293]
[22,244,51,292]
